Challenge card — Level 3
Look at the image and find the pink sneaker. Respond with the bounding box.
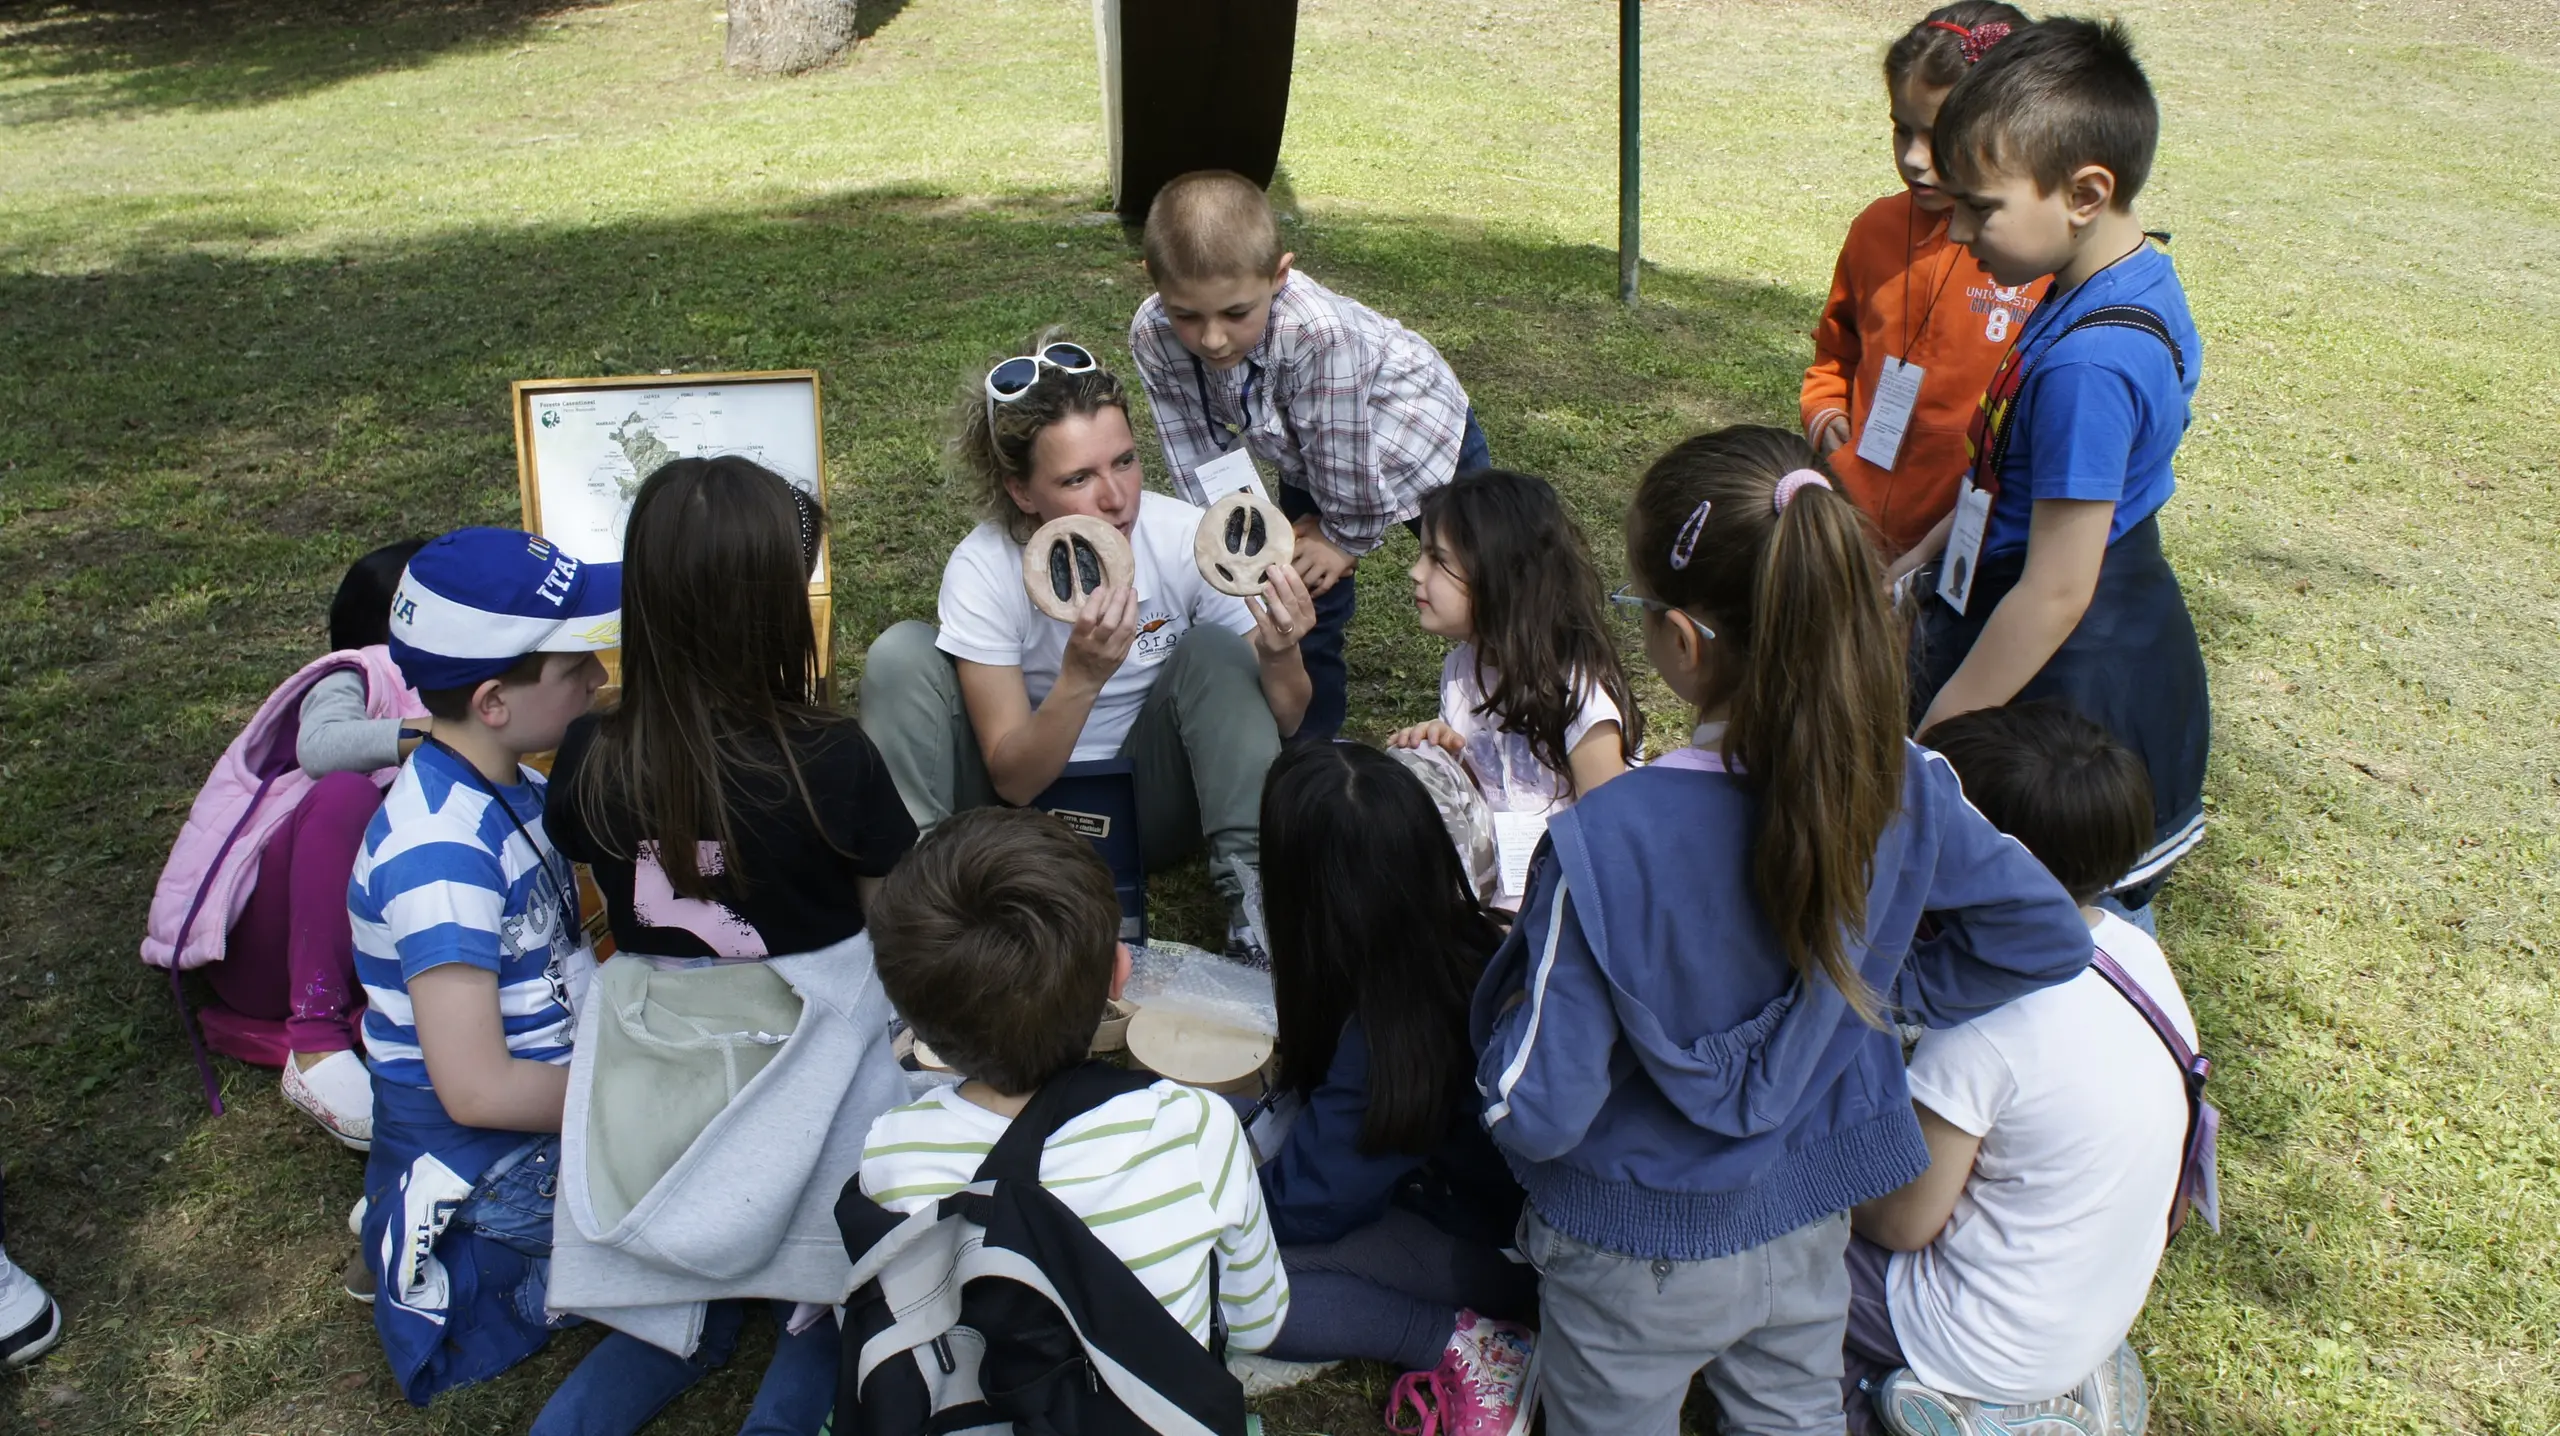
[1383,1311,1538,1436]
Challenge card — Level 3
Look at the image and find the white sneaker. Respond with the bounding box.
[0,1250,62,1369]
[1227,1351,1337,1398]
[1875,1368,2102,1436]
[281,1050,373,1151]
[2073,1341,2151,1435]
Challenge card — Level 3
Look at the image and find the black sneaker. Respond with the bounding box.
[0,1296,62,1369]
[343,1248,377,1305]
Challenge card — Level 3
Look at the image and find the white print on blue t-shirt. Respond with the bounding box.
[351,742,580,1111]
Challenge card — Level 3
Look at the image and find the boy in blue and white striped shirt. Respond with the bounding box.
[349,528,620,1405]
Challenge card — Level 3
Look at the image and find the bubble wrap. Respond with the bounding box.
[1123,939,1277,1037]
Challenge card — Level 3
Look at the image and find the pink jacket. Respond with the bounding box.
[141,646,424,972]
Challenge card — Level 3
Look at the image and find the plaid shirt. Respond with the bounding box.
[1130,271,1471,555]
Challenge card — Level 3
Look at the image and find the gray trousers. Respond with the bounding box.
[1521,1205,1853,1436]
[857,620,1278,891]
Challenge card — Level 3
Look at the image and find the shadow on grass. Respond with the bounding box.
[0,0,608,120]
[0,183,1812,1432]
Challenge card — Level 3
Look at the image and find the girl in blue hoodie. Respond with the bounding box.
[1473,425,2091,1436]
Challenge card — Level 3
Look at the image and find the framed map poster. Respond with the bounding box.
[511,370,834,673]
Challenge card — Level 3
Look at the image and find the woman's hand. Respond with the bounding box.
[1390,719,1465,754]
[1809,411,1852,457]
[1059,584,1138,689]
[1243,563,1317,665]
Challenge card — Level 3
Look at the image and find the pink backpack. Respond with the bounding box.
[140,646,421,1107]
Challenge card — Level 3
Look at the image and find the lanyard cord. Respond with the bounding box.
[1899,200,1965,359]
[425,736,580,946]
[1188,354,1260,454]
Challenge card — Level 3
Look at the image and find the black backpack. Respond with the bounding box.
[834,1062,1250,1436]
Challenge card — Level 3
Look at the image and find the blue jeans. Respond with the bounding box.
[531,1298,839,1436]
[1279,408,1491,742]
[2097,892,2160,938]
[455,1136,566,1331]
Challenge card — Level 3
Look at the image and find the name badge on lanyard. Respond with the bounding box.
[1855,357,1926,472]
[1939,322,2034,616]
[1196,446,1271,505]
[1936,478,1993,614]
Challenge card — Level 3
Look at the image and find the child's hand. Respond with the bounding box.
[1060,584,1138,687]
[1289,517,1359,596]
[1243,563,1317,664]
[1390,720,1465,754]
[1809,411,1852,457]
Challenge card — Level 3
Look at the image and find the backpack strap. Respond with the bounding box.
[972,1061,1164,1188]
[2089,945,2221,1239]
[2055,304,2186,383]
[1980,302,2186,489]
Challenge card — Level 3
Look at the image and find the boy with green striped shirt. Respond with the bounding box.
[859,808,1287,1351]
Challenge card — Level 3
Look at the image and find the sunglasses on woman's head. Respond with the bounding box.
[984,342,1099,431]
[1609,583,1715,640]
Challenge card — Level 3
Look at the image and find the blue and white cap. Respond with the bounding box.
[387,527,623,692]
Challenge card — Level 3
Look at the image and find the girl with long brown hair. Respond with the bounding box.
[540,455,917,1434]
[1388,468,1638,910]
[553,455,916,960]
[1471,425,2091,1435]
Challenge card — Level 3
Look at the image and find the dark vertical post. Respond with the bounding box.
[1618,0,1641,304]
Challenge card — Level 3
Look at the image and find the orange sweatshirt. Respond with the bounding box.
[1802,191,2050,557]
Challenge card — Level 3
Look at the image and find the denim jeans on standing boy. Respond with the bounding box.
[1278,408,1490,743]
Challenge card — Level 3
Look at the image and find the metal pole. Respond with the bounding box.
[1618,0,1640,305]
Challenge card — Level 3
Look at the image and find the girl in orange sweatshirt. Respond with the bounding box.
[1802,2,2044,567]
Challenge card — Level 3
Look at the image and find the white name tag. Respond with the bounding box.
[1855,356,1926,472]
[1195,446,1271,505]
[1493,809,1549,901]
[1936,477,1993,615]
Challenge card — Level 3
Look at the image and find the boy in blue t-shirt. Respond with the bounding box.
[350,528,618,1405]
[1907,17,2212,919]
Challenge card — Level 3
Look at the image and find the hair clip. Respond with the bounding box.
[1773,469,1833,513]
[1926,17,2010,62]
[1669,498,1713,571]
[786,483,822,574]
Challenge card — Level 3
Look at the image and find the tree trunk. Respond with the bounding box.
[725,0,859,76]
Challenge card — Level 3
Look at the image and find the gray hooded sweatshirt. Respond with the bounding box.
[547,933,910,1356]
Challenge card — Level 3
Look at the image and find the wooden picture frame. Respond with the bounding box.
[510,369,833,675]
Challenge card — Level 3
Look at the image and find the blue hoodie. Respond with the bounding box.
[1471,740,2090,1262]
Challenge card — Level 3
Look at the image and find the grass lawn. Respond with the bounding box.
[3,0,2557,1430]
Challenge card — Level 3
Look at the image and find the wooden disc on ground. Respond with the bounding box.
[1022,514,1136,621]
[1090,997,1140,1055]
[1126,1007,1273,1097]
[1193,491,1295,597]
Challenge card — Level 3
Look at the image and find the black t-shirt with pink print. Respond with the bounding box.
[548,713,917,960]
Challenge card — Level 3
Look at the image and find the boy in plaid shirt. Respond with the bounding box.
[1129,170,1488,740]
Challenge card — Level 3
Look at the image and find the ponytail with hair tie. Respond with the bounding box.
[1627,427,1907,1027]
